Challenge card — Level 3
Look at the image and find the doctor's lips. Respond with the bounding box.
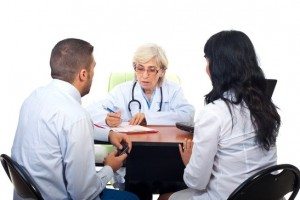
[141,81,151,85]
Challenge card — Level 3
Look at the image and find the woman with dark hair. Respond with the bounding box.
[159,30,281,200]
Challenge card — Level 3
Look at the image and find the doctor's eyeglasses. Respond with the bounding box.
[134,65,160,76]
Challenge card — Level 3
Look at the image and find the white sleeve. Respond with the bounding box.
[93,125,110,141]
[62,118,113,199]
[183,108,220,190]
[85,99,108,124]
[86,83,132,124]
[145,87,195,125]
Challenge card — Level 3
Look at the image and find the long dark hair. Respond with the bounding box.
[204,30,281,150]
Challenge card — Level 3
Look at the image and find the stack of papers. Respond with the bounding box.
[111,122,158,133]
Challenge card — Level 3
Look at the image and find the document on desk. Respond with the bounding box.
[111,122,158,133]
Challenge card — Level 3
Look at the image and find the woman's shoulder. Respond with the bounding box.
[202,99,245,124]
[203,99,230,115]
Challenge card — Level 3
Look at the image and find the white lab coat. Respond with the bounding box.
[86,80,195,125]
[170,92,277,200]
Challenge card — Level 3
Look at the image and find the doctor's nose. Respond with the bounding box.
[141,70,150,78]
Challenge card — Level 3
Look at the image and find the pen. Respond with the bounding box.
[94,124,105,129]
[102,105,116,113]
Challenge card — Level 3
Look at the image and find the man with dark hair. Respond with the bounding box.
[11,38,139,200]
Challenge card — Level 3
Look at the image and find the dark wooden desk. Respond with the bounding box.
[126,125,192,143]
[124,126,193,196]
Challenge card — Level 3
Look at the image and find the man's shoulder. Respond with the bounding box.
[25,84,87,122]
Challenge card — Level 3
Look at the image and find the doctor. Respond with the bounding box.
[87,43,195,127]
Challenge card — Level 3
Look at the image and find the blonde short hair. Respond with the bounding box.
[133,43,168,85]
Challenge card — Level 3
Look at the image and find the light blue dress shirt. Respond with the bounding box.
[11,79,113,200]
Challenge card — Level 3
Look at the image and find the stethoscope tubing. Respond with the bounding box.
[128,81,162,112]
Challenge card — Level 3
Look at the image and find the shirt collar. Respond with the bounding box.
[51,79,82,104]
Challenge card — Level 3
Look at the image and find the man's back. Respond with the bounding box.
[11,80,103,199]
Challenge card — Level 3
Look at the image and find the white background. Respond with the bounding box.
[1,0,300,199]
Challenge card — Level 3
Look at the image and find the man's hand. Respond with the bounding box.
[129,113,146,125]
[105,111,121,127]
[104,151,127,172]
[179,138,193,166]
[108,131,132,153]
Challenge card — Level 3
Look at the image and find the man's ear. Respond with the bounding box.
[78,69,88,81]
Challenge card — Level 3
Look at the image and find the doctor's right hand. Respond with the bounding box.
[105,111,122,127]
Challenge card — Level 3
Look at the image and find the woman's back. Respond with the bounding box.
[184,95,277,199]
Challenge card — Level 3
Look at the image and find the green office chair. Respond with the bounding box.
[108,72,135,92]
[108,72,180,91]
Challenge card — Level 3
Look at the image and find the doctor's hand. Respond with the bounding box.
[105,111,122,127]
[129,113,146,125]
[108,131,132,153]
[179,138,193,166]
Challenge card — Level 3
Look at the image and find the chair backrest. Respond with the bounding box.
[227,164,300,200]
[266,79,277,99]
[0,154,44,200]
[107,72,181,92]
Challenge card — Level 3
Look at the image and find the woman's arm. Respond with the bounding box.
[183,109,220,190]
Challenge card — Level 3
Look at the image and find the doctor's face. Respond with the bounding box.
[134,58,163,93]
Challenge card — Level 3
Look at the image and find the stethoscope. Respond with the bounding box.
[128,81,163,112]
